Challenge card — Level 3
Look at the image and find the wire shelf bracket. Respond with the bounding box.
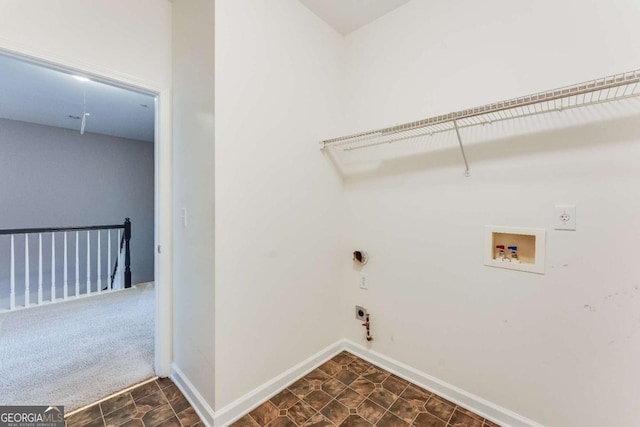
[453,119,470,177]
[320,69,640,176]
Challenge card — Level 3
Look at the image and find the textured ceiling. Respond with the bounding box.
[298,0,410,35]
[0,54,155,142]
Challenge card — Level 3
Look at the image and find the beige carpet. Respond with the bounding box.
[0,284,154,410]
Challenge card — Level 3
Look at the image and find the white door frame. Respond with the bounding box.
[0,42,173,376]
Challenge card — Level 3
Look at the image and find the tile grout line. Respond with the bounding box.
[332,361,373,425]
[305,385,333,425]
[253,352,493,427]
[363,353,491,427]
[395,381,417,426]
[290,369,339,425]
[424,393,458,427]
[99,398,106,427]
[66,377,159,419]
[160,385,184,427]
[306,367,340,425]
[365,376,408,427]
[348,360,383,425]
[280,361,351,426]
[348,359,396,426]
[112,392,136,427]
[451,403,487,427]
[132,399,142,425]
[332,359,399,426]
[299,359,340,424]
[444,401,455,426]
[370,368,421,426]
[70,379,204,427]
[131,383,165,427]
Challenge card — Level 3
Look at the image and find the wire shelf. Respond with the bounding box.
[321,69,640,155]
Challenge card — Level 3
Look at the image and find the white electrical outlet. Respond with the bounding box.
[359,272,368,290]
[554,205,576,230]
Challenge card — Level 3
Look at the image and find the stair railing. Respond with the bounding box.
[0,218,131,311]
[109,218,132,290]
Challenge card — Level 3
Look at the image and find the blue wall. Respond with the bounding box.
[0,118,154,308]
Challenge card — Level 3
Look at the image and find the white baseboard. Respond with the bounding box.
[171,341,344,427]
[172,339,543,427]
[135,281,155,287]
[212,341,344,427]
[171,363,216,427]
[342,340,544,427]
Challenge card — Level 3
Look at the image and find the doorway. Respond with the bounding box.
[0,50,171,412]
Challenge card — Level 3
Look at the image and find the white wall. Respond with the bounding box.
[5,2,638,425]
[341,1,640,426]
[214,0,346,410]
[172,0,216,409]
[0,119,155,306]
[0,0,173,375]
[0,0,172,91]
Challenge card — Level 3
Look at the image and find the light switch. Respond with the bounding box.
[554,205,576,230]
[181,208,188,227]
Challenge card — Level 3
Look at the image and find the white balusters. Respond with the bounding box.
[38,233,43,305]
[107,231,112,290]
[51,233,56,302]
[4,225,124,311]
[86,231,91,295]
[10,235,15,310]
[75,231,80,298]
[97,231,102,293]
[24,234,30,308]
[116,230,122,289]
[63,232,68,300]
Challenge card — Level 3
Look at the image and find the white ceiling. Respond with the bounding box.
[0,54,155,142]
[0,2,409,142]
[299,0,410,35]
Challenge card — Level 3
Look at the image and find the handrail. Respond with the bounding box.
[1,218,132,311]
[0,224,124,235]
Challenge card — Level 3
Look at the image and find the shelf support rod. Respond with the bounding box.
[453,119,470,177]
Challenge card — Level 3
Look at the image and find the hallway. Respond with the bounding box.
[0,284,154,410]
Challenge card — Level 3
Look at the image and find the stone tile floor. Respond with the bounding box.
[232,352,500,427]
[65,377,202,427]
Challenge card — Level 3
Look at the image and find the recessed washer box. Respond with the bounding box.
[484,226,546,274]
